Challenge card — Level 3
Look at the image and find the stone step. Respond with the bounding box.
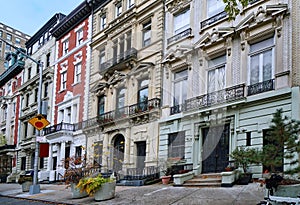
[183,182,222,187]
[185,177,221,184]
[194,173,222,179]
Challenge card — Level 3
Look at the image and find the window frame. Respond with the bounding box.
[168,131,185,158]
[142,21,151,47]
[207,0,225,17]
[248,37,275,85]
[61,71,67,90]
[173,69,188,106]
[100,14,107,30]
[62,40,69,55]
[174,8,190,35]
[207,55,226,93]
[116,2,122,17]
[76,29,84,46]
[74,63,82,84]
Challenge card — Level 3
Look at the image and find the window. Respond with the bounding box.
[25,93,30,107]
[173,69,188,106]
[66,107,71,123]
[36,61,40,75]
[28,67,31,80]
[0,30,2,37]
[249,37,274,85]
[75,146,82,160]
[142,21,151,47]
[138,79,149,111]
[99,48,105,70]
[117,88,125,110]
[21,157,26,170]
[113,40,118,64]
[34,88,38,102]
[39,157,44,169]
[61,71,67,90]
[6,34,12,41]
[94,141,103,167]
[116,2,122,17]
[126,31,132,51]
[23,121,28,138]
[174,9,190,34]
[5,44,11,51]
[74,63,82,83]
[168,131,185,158]
[100,14,106,30]
[119,35,125,55]
[207,0,225,17]
[15,38,20,44]
[62,40,69,55]
[98,96,105,116]
[76,29,83,46]
[46,53,50,67]
[246,132,251,146]
[127,0,134,8]
[207,55,226,93]
[43,82,49,98]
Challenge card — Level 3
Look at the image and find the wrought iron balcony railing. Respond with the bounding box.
[200,11,227,29]
[182,84,245,114]
[43,122,76,135]
[167,28,192,45]
[247,79,274,96]
[100,48,137,72]
[128,98,160,115]
[170,104,183,115]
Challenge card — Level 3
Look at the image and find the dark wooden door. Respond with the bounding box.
[202,124,229,173]
[136,141,146,175]
[113,135,125,172]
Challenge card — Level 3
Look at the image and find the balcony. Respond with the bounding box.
[99,48,137,74]
[170,84,245,115]
[43,122,76,136]
[81,98,160,130]
[247,79,274,96]
[200,11,227,29]
[167,28,192,45]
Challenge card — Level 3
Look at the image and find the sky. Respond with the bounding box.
[0,0,84,36]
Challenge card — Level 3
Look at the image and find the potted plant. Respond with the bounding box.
[76,174,116,201]
[18,175,33,192]
[64,156,89,199]
[230,147,257,185]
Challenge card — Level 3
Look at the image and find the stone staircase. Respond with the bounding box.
[182,173,222,188]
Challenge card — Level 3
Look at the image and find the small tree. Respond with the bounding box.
[230,146,257,173]
[258,109,300,174]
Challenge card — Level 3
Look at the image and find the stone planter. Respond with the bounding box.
[21,181,32,192]
[94,181,116,201]
[275,183,300,198]
[70,183,88,199]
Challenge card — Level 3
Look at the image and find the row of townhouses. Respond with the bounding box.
[0,0,299,183]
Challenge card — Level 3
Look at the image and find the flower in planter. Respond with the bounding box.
[18,176,33,184]
[76,174,114,196]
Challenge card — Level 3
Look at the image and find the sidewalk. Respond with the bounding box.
[0,182,265,205]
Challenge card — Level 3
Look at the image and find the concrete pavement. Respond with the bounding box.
[0,182,266,205]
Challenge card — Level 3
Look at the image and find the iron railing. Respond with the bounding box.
[167,28,192,45]
[123,166,160,181]
[128,98,160,115]
[170,104,183,115]
[247,79,274,96]
[100,48,137,72]
[200,11,227,29]
[43,122,76,135]
[183,84,245,113]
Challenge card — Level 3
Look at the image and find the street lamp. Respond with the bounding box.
[0,37,42,194]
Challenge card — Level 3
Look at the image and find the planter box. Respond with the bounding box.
[21,181,32,192]
[94,181,116,201]
[70,183,88,199]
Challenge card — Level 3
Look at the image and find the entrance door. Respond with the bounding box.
[136,141,146,175]
[202,124,229,173]
[113,134,125,172]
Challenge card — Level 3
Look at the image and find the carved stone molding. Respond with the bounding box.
[166,0,192,13]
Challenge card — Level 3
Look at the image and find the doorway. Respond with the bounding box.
[113,134,125,173]
[136,141,146,175]
[202,124,230,173]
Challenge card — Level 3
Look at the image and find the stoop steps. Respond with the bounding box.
[182,173,222,188]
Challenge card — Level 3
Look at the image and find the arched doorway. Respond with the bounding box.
[112,134,125,173]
